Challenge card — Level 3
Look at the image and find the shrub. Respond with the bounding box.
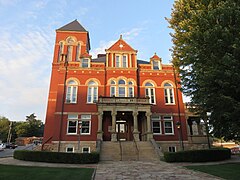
[164,148,231,163]
[14,150,99,164]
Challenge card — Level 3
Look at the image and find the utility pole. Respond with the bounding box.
[7,121,13,144]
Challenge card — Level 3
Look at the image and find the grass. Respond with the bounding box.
[0,164,94,180]
[186,163,240,180]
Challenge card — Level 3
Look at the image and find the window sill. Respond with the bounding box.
[66,133,78,135]
[80,133,91,135]
[165,103,176,106]
[164,134,175,135]
[65,102,77,104]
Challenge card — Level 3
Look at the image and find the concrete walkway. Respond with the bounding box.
[0,156,239,179]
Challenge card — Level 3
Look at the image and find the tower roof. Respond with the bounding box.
[57,20,87,32]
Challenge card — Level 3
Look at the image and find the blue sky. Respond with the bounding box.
[0,0,176,122]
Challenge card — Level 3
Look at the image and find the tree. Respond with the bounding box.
[15,113,44,137]
[0,116,10,142]
[168,0,240,141]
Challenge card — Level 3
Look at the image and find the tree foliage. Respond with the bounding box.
[168,0,240,140]
[0,116,10,142]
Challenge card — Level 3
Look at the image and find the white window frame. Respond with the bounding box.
[81,58,90,68]
[145,87,156,104]
[58,42,64,62]
[80,115,91,135]
[76,43,81,61]
[66,146,75,153]
[128,81,134,97]
[115,54,128,68]
[152,60,160,70]
[67,45,73,62]
[168,146,176,152]
[82,147,90,153]
[164,83,175,104]
[67,114,78,135]
[66,80,78,103]
[163,116,174,135]
[87,81,98,103]
[152,116,162,135]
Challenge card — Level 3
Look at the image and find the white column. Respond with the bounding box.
[97,112,103,140]
[111,111,117,141]
[133,111,140,141]
[146,111,153,140]
[106,53,109,67]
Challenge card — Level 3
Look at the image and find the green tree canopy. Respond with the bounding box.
[168,0,240,140]
[0,116,10,142]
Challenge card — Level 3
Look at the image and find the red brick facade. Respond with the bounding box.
[43,20,188,153]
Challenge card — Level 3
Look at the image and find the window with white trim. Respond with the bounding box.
[82,147,90,153]
[82,58,90,68]
[66,147,74,153]
[168,146,176,152]
[118,79,126,97]
[67,114,78,134]
[80,115,91,135]
[152,116,161,134]
[128,81,134,97]
[145,82,156,104]
[164,83,175,104]
[115,54,128,68]
[58,42,64,62]
[67,45,73,62]
[66,80,78,103]
[163,116,174,135]
[76,43,81,61]
[87,81,98,103]
[110,80,116,97]
[153,60,159,70]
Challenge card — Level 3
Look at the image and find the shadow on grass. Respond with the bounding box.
[185,163,240,180]
[0,164,94,180]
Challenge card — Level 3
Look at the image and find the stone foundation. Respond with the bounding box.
[156,141,210,153]
[43,141,96,153]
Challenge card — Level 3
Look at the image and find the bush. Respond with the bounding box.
[164,148,231,162]
[14,150,99,164]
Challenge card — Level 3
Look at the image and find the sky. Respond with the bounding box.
[0,0,176,122]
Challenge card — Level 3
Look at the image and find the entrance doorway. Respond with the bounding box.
[116,120,127,141]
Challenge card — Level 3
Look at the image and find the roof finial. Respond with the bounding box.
[120,34,123,40]
[154,52,157,55]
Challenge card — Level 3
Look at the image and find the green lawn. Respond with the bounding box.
[0,164,94,180]
[186,163,240,180]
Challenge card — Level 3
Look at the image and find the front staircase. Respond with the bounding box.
[100,141,161,161]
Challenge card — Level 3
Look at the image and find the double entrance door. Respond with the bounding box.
[116,120,129,141]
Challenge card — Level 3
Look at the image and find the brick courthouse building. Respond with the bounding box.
[43,20,189,154]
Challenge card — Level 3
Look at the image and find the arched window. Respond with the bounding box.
[145,82,156,104]
[76,43,81,61]
[87,81,98,103]
[128,81,134,97]
[58,42,64,62]
[164,83,175,104]
[66,80,78,103]
[110,80,116,97]
[67,45,73,62]
[118,79,126,97]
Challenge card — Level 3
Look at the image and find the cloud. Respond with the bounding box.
[0,29,54,121]
[91,27,143,58]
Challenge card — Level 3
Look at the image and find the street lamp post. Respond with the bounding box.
[206,112,211,149]
[78,120,82,153]
[57,54,68,152]
[176,121,184,151]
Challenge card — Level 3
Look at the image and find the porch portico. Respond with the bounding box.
[97,97,153,141]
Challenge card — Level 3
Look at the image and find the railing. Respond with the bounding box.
[133,137,139,161]
[98,96,150,105]
[119,141,123,161]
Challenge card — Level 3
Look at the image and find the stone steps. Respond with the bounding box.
[100,141,160,162]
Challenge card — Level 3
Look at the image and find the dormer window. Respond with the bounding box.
[82,58,90,68]
[153,60,159,70]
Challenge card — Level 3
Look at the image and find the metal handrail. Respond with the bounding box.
[132,135,139,161]
[119,141,123,161]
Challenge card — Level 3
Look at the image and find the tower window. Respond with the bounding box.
[66,80,78,103]
[82,58,89,68]
[164,83,175,104]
